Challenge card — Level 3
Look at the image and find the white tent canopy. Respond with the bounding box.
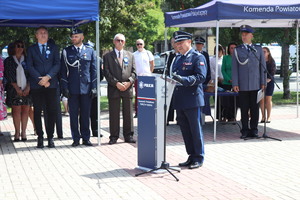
[165,0,300,141]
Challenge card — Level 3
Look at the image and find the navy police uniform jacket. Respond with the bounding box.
[60,45,97,94]
[232,44,267,91]
[172,48,207,110]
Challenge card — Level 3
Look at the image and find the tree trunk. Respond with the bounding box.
[282,29,291,99]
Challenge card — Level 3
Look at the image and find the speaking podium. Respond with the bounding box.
[137,75,176,171]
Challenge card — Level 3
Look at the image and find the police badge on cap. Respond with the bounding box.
[194,36,205,44]
[173,31,192,43]
[71,29,83,35]
[240,25,254,33]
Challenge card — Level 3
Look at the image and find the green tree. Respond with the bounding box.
[99,0,166,52]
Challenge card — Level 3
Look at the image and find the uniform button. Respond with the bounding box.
[80,75,82,77]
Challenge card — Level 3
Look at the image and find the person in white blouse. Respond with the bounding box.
[209,44,225,121]
[209,44,224,84]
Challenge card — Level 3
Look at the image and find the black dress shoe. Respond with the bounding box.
[37,138,44,148]
[247,133,259,138]
[71,141,80,147]
[82,140,93,146]
[108,138,117,145]
[124,137,136,143]
[57,135,63,139]
[92,132,103,137]
[179,159,192,167]
[48,139,55,148]
[188,161,203,169]
[240,134,247,139]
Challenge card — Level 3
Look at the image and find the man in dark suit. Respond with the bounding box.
[27,26,60,148]
[171,31,207,169]
[232,25,267,139]
[194,36,211,86]
[165,37,178,125]
[103,33,136,145]
[60,29,97,147]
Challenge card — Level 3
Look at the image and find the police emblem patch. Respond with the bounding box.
[139,81,144,89]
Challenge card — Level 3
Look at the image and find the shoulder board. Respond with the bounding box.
[237,44,244,48]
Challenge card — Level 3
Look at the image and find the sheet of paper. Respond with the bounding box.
[257,89,264,103]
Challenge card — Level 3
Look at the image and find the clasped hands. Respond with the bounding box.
[38,76,50,88]
[116,82,131,91]
[16,86,30,97]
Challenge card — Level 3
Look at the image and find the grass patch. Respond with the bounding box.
[272,91,299,105]
[100,96,109,110]
[209,91,299,106]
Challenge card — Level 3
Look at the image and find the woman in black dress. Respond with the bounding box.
[260,47,276,123]
[4,40,32,141]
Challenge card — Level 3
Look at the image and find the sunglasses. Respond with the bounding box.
[136,43,143,46]
[16,44,24,48]
[115,39,124,42]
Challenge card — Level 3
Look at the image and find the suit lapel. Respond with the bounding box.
[112,50,123,67]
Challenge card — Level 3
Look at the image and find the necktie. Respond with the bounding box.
[77,47,80,54]
[247,45,250,52]
[118,51,122,66]
[42,44,46,57]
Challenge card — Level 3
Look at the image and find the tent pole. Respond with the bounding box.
[296,21,299,118]
[96,20,101,146]
[164,28,168,51]
[213,20,220,142]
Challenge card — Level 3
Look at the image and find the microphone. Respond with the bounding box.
[247,45,257,53]
[160,50,175,56]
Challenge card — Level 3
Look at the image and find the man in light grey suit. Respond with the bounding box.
[232,25,267,139]
[103,33,136,145]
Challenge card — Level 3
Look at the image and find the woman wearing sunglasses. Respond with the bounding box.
[4,40,32,141]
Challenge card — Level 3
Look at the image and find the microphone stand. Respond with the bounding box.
[245,46,281,141]
[135,52,180,181]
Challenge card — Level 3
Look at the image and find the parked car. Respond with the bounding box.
[1,46,8,59]
[153,53,166,74]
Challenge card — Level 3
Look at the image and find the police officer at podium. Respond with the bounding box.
[60,29,97,147]
[171,31,207,169]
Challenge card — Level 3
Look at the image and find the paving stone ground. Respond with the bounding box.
[0,104,300,200]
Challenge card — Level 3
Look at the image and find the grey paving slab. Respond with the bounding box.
[0,104,300,199]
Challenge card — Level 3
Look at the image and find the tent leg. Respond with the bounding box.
[164,28,168,51]
[213,20,220,142]
[296,21,299,118]
[96,20,101,146]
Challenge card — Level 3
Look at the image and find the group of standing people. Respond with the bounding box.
[165,25,276,169]
[1,26,100,148]
[0,25,276,171]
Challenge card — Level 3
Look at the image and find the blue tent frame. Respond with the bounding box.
[164,0,300,141]
[0,0,99,27]
[0,0,103,145]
